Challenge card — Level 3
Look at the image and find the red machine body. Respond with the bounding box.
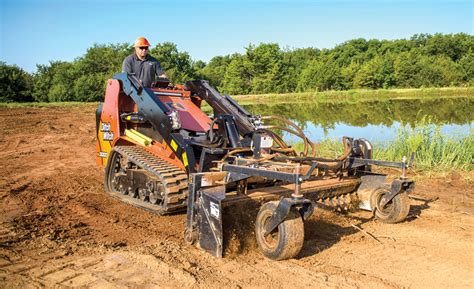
[96,79,211,170]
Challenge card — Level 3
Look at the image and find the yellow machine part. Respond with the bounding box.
[125,129,153,146]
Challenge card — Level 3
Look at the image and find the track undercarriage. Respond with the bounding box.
[105,146,188,214]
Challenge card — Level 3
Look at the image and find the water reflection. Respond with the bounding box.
[243,97,473,143]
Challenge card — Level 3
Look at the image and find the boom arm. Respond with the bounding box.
[114,72,173,140]
[186,80,256,136]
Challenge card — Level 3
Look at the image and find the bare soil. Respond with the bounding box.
[0,105,473,288]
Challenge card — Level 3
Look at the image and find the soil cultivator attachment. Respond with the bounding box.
[96,73,415,260]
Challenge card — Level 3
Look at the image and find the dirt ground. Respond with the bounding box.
[0,105,473,288]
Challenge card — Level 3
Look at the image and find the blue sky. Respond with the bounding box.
[1,0,472,72]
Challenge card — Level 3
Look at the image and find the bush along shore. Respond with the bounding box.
[292,119,473,173]
[232,86,473,105]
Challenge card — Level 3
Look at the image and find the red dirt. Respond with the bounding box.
[1,105,473,288]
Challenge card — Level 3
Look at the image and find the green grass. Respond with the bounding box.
[291,119,473,172]
[1,86,472,108]
[375,119,473,171]
[233,86,473,105]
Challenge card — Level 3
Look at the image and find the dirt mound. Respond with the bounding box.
[1,105,473,288]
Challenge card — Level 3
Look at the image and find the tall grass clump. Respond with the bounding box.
[289,119,473,172]
[374,119,473,171]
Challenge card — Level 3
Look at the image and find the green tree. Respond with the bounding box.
[417,55,464,87]
[354,55,395,89]
[221,55,251,94]
[341,61,362,89]
[196,55,232,88]
[280,47,320,92]
[33,63,53,102]
[0,62,33,102]
[45,61,77,101]
[33,61,76,102]
[459,51,474,85]
[394,51,423,87]
[246,43,285,93]
[423,33,474,61]
[73,43,129,100]
[72,73,109,102]
[76,43,129,75]
[297,58,345,91]
[149,42,195,83]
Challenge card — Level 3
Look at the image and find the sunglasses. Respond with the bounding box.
[138,46,148,50]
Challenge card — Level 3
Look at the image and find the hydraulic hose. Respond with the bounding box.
[261,115,317,157]
[208,117,219,144]
[220,148,253,162]
[262,125,313,157]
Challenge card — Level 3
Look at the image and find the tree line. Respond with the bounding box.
[1,33,473,102]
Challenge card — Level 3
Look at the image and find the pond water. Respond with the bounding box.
[242,97,473,144]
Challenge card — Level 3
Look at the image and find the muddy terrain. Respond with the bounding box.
[0,105,472,288]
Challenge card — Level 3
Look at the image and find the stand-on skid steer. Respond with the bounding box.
[96,73,414,260]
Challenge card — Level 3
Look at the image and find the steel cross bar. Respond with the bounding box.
[347,158,408,169]
[222,164,302,183]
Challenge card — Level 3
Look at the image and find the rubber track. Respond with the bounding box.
[111,145,188,215]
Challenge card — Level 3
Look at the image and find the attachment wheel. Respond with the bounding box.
[372,188,410,223]
[255,201,305,260]
[184,228,196,245]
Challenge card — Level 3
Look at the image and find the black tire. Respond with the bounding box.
[372,189,410,224]
[104,150,121,194]
[255,201,305,260]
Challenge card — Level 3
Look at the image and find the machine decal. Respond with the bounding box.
[101,122,111,132]
[210,201,220,219]
[99,151,108,158]
[260,136,274,148]
[103,132,114,141]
